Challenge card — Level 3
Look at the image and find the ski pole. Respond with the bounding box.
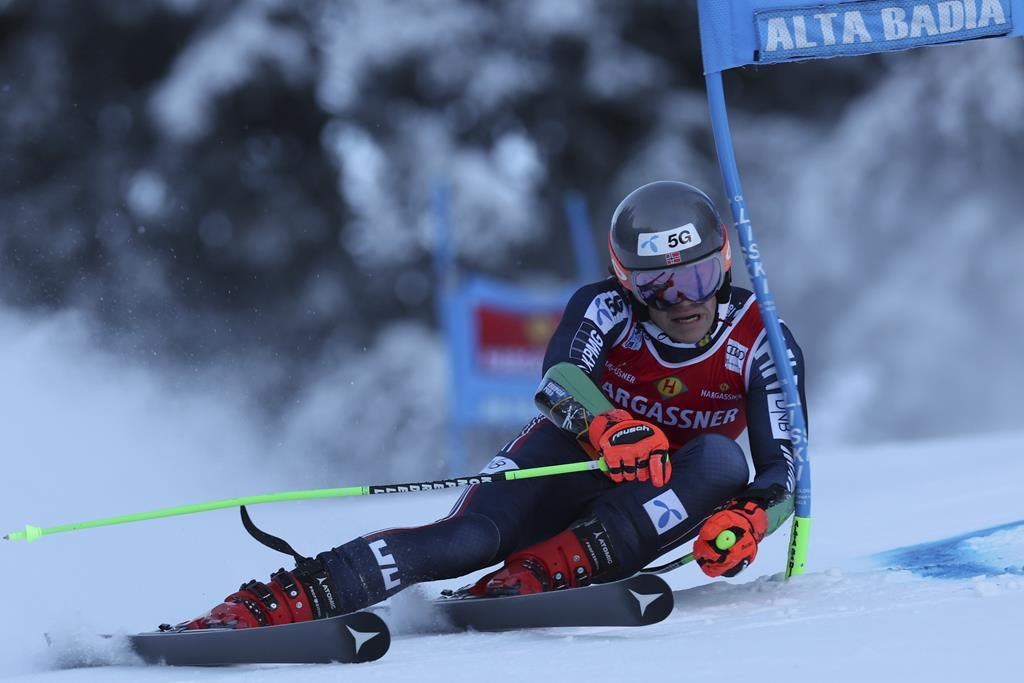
[3,458,609,543]
[641,531,735,575]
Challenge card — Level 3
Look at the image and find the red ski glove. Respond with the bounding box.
[693,499,768,577]
[588,409,671,487]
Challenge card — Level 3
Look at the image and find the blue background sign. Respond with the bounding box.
[699,0,1024,73]
[756,0,1012,63]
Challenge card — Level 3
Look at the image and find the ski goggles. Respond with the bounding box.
[631,253,725,310]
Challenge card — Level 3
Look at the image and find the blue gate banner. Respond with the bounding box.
[699,0,1023,73]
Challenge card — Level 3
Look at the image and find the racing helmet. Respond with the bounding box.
[608,180,732,309]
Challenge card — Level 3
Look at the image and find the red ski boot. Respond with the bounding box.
[472,528,595,597]
[182,560,344,630]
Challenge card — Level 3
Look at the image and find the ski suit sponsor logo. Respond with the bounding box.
[368,539,402,591]
[622,325,644,351]
[482,456,519,474]
[637,223,702,256]
[605,360,637,384]
[572,322,605,373]
[700,388,743,401]
[725,340,748,374]
[584,293,627,334]
[603,383,739,430]
[643,489,687,535]
[766,392,791,440]
[656,376,687,399]
[756,1,1011,64]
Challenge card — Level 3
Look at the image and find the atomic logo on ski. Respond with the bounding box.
[347,625,384,656]
[628,589,664,618]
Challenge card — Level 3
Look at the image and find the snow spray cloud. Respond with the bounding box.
[0,305,451,676]
[0,305,274,676]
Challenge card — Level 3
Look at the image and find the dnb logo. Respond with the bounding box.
[656,376,687,399]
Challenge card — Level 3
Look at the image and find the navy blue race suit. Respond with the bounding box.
[317,280,807,612]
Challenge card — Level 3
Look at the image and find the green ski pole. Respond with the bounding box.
[4,458,608,543]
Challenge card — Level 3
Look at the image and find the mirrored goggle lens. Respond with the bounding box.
[633,257,724,309]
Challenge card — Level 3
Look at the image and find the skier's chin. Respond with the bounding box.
[664,317,709,343]
[651,303,714,343]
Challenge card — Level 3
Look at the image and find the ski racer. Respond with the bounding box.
[178,180,807,630]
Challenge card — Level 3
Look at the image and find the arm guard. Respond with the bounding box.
[534,362,615,450]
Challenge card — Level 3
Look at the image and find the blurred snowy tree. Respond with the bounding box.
[1,0,1020,472]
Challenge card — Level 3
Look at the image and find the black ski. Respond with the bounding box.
[128,611,390,665]
[432,573,674,630]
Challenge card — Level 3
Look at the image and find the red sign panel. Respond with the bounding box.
[474,305,562,376]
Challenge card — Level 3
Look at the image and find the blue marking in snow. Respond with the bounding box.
[874,519,1024,579]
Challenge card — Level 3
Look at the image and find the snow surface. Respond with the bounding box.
[1,307,1022,682]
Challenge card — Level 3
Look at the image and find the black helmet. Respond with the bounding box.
[608,181,732,308]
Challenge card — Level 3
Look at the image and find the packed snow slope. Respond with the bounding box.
[1,311,1021,681]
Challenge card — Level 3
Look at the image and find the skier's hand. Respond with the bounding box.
[693,499,768,577]
[588,409,671,487]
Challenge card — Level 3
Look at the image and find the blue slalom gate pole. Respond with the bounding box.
[705,72,811,578]
[432,180,469,477]
[563,191,602,283]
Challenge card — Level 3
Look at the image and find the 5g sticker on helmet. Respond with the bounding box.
[636,223,703,256]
